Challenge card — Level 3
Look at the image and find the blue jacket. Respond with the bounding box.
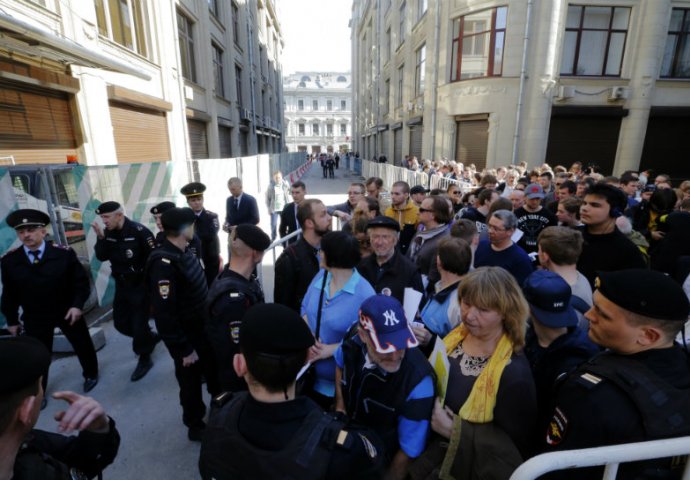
[420,281,461,337]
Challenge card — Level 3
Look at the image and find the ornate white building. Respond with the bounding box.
[283,72,352,154]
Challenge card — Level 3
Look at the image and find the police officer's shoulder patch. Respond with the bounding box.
[158,280,170,299]
[546,407,568,446]
[574,372,603,390]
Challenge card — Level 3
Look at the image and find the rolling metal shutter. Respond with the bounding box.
[0,83,78,164]
[394,127,403,166]
[409,125,423,160]
[545,109,624,175]
[455,119,489,171]
[219,125,233,158]
[187,119,208,159]
[109,102,170,163]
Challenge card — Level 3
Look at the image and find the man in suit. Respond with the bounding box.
[181,182,221,286]
[1,209,99,401]
[224,177,260,231]
[279,180,306,245]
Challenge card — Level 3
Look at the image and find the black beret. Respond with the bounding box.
[0,336,51,394]
[6,209,50,229]
[410,185,427,195]
[150,201,176,215]
[367,216,400,232]
[233,224,271,251]
[181,182,206,197]
[95,201,121,215]
[240,303,315,355]
[161,207,196,231]
[595,269,690,322]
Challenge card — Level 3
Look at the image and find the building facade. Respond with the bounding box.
[283,72,352,155]
[0,0,284,167]
[351,0,690,179]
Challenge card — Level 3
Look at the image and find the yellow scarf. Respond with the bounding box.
[439,324,515,479]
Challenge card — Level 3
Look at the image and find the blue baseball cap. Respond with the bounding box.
[359,295,419,353]
[523,270,578,328]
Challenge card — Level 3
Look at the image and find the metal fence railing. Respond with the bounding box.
[510,436,690,480]
[360,160,429,189]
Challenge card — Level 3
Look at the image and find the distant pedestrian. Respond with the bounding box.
[265,171,291,241]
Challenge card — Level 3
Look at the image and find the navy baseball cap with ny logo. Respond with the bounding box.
[358,294,419,354]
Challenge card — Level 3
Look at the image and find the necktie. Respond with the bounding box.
[233,197,239,210]
[29,250,40,264]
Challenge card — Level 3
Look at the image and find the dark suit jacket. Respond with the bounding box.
[279,202,299,239]
[225,193,260,227]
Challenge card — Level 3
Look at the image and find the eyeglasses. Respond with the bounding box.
[348,191,363,195]
[450,191,461,195]
[419,207,432,213]
[488,224,508,232]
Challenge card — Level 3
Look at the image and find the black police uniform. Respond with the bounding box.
[94,217,158,355]
[146,238,220,429]
[13,419,121,480]
[273,236,320,312]
[194,209,221,286]
[155,230,203,258]
[205,266,264,392]
[1,242,98,392]
[199,392,383,480]
[357,250,424,304]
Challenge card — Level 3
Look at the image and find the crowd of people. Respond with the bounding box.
[1,156,690,480]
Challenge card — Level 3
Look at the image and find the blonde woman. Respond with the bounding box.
[423,267,537,479]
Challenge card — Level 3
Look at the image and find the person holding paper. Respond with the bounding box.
[413,267,536,480]
[335,295,434,480]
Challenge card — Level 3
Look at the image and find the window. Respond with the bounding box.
[561,6,630,77]
[337,75,347,82]
[298,99,304,111]
[397,64,404,106]
[231,2,240,45]
[661,8,690,78]
[327,100,333,111]
[235,65,243,107]
[298,123,305,135]
[94,0,148,57]
[341,99,347,110]
[312,100,318,111]
[415,44,426,96]
[212,43,225,97]
[418,0,427,21]
[313,123,320,135]
[450,6,507,81]
[327,124,333,135]
[177,11,196,81]
[301,75,312,81]
[208,0,219,18]
[399,1,407,45]
[384,78,391,114]
[385,28,391,62]
[340,123,347,135]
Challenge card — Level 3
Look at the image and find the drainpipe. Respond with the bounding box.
[246,11,258,147]
[510,0,534,166]
[430,0,442,160]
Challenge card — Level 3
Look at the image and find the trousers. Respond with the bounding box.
[113,279,157,356]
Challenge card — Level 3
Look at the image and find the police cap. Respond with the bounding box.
[95,201,121,215]
[161,207,196,231]
[0,336,51,394]
[6,209,50,229]
[366,216,400,232]
[233,224,271,251]
[595,269,690,322]
[150,201,176,215]
[240,303,315,355]
[180,182,206,198]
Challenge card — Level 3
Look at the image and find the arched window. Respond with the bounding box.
[301,75,312,82]
[336,75,347,82]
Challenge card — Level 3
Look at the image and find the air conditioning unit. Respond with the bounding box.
[240,109,252,121]
[556,85,575,99]
[608,86,628,101]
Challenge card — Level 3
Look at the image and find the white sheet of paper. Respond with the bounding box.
[403,287,424,324]
[511,228,524,243]
[295,362,311,381]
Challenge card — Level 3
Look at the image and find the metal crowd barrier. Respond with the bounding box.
[360,160,429,189]
[510,436,690,480]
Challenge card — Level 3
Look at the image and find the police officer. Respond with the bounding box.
[150,201,203,257]
[1,209,99,400]
[199,303,384,479]
[180,182,221,286]
[0,336,120,479]
[146,207,220,441]
[92,201,159,382]
[206,224,269,392]
[542,269,690,479]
